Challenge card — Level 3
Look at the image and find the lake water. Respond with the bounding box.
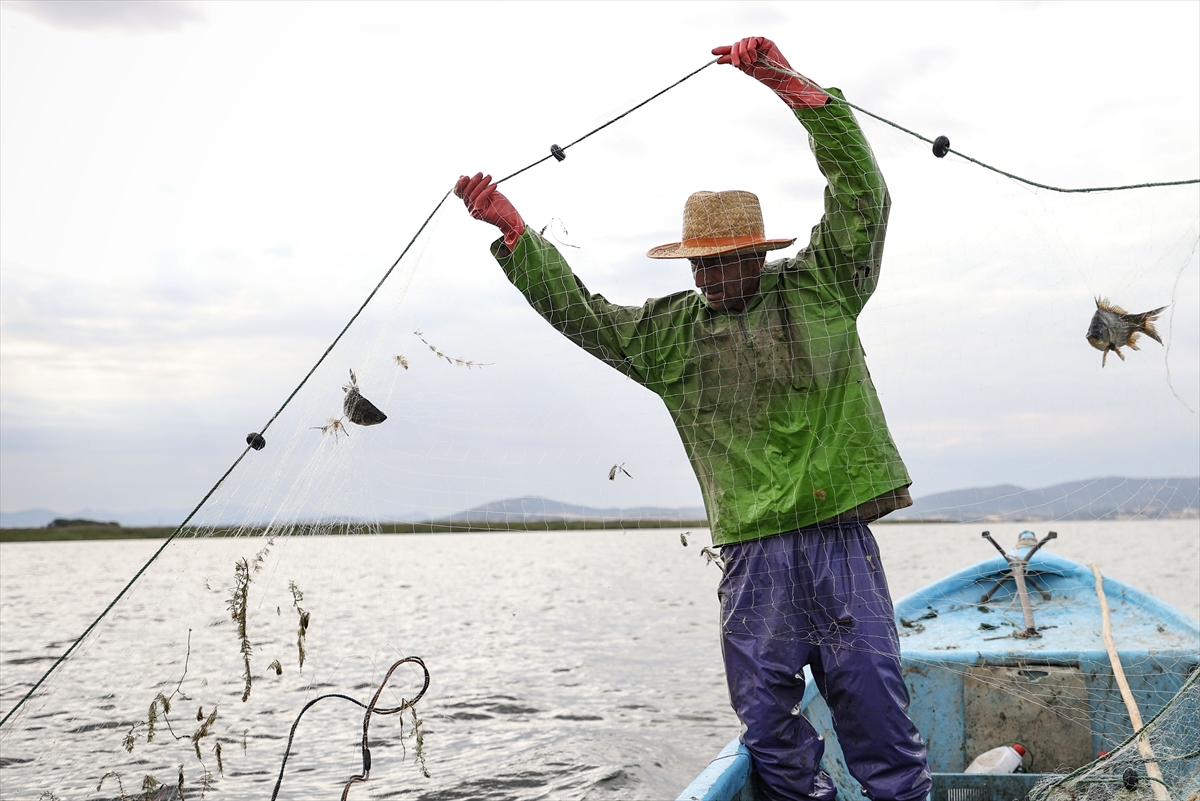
[0,521,1196,800]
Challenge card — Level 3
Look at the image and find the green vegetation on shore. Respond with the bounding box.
[1,526,179,542]
[379,518,713,534]
[0,518,713,542]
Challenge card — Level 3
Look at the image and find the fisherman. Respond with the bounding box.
[454,36,931,801]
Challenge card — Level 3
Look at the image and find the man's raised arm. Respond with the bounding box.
[453,173,672,385]
[715,37,889,313]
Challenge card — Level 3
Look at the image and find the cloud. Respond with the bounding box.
[730,2,789,27]
[6,0,204,33]
[1,1,1195,517]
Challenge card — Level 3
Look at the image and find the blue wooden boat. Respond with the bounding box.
[678,532,1200,801]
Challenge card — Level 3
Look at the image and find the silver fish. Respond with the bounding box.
[1086,298,1166,367]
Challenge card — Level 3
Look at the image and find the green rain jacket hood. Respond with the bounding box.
[492,89,911,546]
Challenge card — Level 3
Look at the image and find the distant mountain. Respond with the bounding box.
[890,477,1199,522]
[5,478,1195,529]
[425,496,708,525]
[0,498,707,529]
[0,509,63,528]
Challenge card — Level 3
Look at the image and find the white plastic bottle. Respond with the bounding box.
[964,743,1027,774]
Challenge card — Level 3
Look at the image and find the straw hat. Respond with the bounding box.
[646,190,795,260]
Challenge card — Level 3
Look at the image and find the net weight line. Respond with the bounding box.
[4,53,1196,734]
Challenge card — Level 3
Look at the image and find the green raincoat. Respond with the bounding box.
[492,89,910,546]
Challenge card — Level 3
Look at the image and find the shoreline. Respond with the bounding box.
[4,514,1195,542]
[0,519,713,542]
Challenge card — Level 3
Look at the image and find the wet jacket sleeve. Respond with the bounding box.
[785,88,890,316]
[491,231,689,391]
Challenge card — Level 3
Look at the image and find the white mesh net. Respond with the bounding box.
[1032,667,1200,801]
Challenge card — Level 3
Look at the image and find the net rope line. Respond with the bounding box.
[494,58,719,185]
[0,58,717,733]
[759,55,1200,193]
[3,54,1195,733]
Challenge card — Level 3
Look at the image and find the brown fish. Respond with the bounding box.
[342,369,387,426]
[1086,298,1166,367]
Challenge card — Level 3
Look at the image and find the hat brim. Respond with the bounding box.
[646,237,797,260]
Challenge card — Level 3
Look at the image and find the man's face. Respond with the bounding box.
[689,252,766,313]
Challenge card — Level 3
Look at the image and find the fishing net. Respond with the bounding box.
[1031,667,1200,801]
[1,25,1198,801]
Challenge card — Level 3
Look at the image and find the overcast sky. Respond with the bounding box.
[1,1,1197,523]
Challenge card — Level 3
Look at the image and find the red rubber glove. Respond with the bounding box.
[454,172,526,251]
[712,37,828,109]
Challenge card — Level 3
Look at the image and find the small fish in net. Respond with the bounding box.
[313,417,350,439]
[608,463,631,481]
[343,369,387,426]
[1086,297,1167,367]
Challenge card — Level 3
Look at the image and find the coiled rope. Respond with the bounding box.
[4,53,1196,731]
[270,656,430,801]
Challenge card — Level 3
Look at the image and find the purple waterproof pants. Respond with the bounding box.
[718,520,931,801]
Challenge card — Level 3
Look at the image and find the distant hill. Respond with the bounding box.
[889,477,1199,522]
[4,479,1196,529]
[424,496,708,526]
[0,498,707,529]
